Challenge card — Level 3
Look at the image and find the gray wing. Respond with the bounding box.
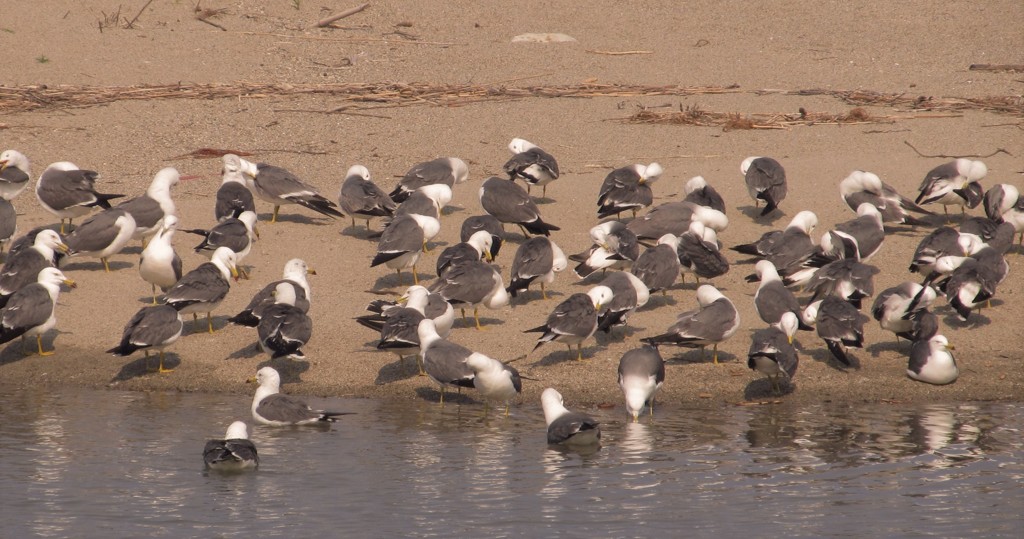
[65,209,128,253]
[164,263,229,309]
[599,272,638,312]
[631,245,680,291]
[683,184,727,213]
[0,249,50,295]
[835,215,884,259]
[258,304,312,355]
[424,294,451,320]
[747,327,799,379]
[0,166,29,191]
[401,158,457,190]
[378,308,424,349]
[429,261,495,304]
[255,164,316,199]
[436,243,480,276]
[423,340,475,387]
[0,199,15,241]
[394,191,439,220]
[597,168,648,217]
[340,176,395,217]
[919,161,959,192]
[373,215,423,264]
[124,305,183,347]
[38,168,101,210]
[768,228,816,269]
[545,293,598,338]
[460,215,505,259]
[746,157,787,201]
[669,298,737,344]
[910,227,960,271]
[547,412,600,445]
[480,178,540,223]
[618,346,666,385]
[817,296,868,344]
[678,234,729,279]
[626,202,696,240]
[199,219,250,253]
[117,195,163,230]
[204,439,258,468]
[755,280,802,325]
[216,182,255,221]
[511,237,554,280]
[1,283,53,332]
[504,147,559,183]
[256,393,320,423]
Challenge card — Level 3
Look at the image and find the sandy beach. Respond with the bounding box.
[1,0,1022,408]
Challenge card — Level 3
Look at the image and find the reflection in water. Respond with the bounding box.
[0,386,1021,537]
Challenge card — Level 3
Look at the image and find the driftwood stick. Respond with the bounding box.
[125,0,157,29]
[969,64,1024,73]
[903,141,1013,159]
[317,3,370,28]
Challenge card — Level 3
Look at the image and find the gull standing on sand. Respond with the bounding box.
[216,154,256,222]
[239,158,343,223]
[203,421,259,471]
[393,184,453,222]
[747,312,800,395]
[429,259,509,329]
[677,220,729,283]
[731,210,818,270]
[596,163,663,219]
[0,149,31,200]
[630,234,681,295]
[907,335,959,385]
[64,208,137,272]
[641,284,740,364]
[250,366,351,426]
[229,258,315,327]
[0,229,67,308]
[749,260,811,329]
[915,158,986,216]
[479,176,559,236]
[819,203,885,262]
[839,170,931,226]
[139,216,183,304]
[617,345,665,421]
[361,286,445,371]
[871,282,937,342]
[0,267,76,356]
[983,183,1024,245]
[370,213,440,286]
[741,156,787,216]
[909,226,972,276]
[571,221,640,278]
[803,258,880,309]
[596,271,649,333]
[257,282,313,360]
[627,201,729,241]
[416,319,477,404]
[338,164,395,231]
[164,246,239,334]
[460,215,505,260]
[504,138,560,197]
[389,157,469,203]
[0,199,15,255]
[436,230,493,277]
[506,236,567,300]
[541,388,601,446]
[116,167,181,244]
[683,175,727,213]
[803,295,869,366]
[36,161,124,234]
[107,304,184,373]
[355,285,455,341]
[188,210,258,278]
[525,285,613,360]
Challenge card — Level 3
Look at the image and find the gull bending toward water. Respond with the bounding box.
[541,388,601,446]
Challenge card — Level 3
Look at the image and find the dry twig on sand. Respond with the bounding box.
[317,3,371,28]
[902,141,1013,160]
[969,64,1024,73]
[624,104,962,130]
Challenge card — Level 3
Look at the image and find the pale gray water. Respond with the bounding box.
[0,385,1021,538]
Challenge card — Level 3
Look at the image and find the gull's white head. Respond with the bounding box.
[225,421,249,440]
[255,366,282,391]
[695,284,724,307]
[587,285,615,311]
[656,233,680,250]
[448,158,470,184]
[508,138,538,154]
[740,156,761,175]
[0,149,30,175]
[789,211,818,234]
[347,164,371,182]
[684,175,708,195]
[640,162,664,184]
[540,387,567,424]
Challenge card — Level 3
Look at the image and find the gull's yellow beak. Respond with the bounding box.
[63,279,77,289]
[230,265,240,280]
[246,376,257,384]
[253,226,260,240]
[0,160,8,171]
[307,268,317,276]
[947,343,955,350]
[56,242,71,254]
[484,250,493,262]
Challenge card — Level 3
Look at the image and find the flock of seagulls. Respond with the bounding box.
[0,138,1016,459]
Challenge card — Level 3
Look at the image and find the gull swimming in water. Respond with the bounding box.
[541,387,601,446]
[203,421,259,471]
[249,366,352,426]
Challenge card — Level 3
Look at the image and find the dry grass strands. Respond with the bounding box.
[625,104,956,130]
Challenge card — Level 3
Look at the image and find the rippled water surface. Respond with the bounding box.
[0,386,1021,538]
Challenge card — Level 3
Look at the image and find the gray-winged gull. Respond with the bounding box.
[596,271,649,333]
[0,229,67,308]
[229,258,315,327]
[803,295,868,366]
[731,210,818,269]
[187,210,258,278]
[641,284,740,364]
[749,260,811,329]
[355,285,454,340]
[507,236,566,299]
[238,159,343,223]
[257,282,313,360]
[0,199,14,255]
[840,170,931,226]
[915,158,986,216]
[390,157,469,203]
[393,184,452,222]
[596,163,663,219]
[627,200,728,241]
[526,285,613,360]
[436,230,493,276]
[932,235,1009,321]
[465,350,522,416]
[630,233,681,295]
[683,175,726,213]
[64,208,137,272]
[480,176,559,236]
[35,161,124,234]
[907,335,958,385]
[617,345,665,421]
[429,259,509,329]
[250,366,351,426]
[541,387,601,446]
[677,220,729,283]
[116,167,181,244]
[164,246,239,333]
[805,258,880,309]
[370,213,440,286]
[983,183,1024,245]
[203,421,259,471]
[504,138,560,197]
[139,215,183,304]
[216,154,256,222]
[460,215,504,259]
[0,267,76,356]
[747,312,800,394]
[571,221,640,277]
[0,149,31,200]
[338,164,396,230]
[741,156,787,216]
[416,319,477,403]
[871,282,937,342]
[820,203,885,262]
[107,304,183,372]
[909,226,972,275]
[362,285,453,373]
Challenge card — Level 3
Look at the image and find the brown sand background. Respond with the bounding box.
[1,1,1022,408]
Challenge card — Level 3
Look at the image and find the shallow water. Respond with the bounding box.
[0,386,1021,538]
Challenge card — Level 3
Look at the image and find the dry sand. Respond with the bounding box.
[1,1,1022,408]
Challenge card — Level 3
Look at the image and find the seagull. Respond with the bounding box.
[249,366,351,426]
[429,259,509,329]
[338,164,395,231]
[203,421,259,471]
[465,351,522,416]
[617,345,665,421]
[596,271,649,333]
[819,203,885,262]
[504,138,560,197]
[627,201,728,241]
[932,240,1009,321]
[216,154,256,222]
[416,319,477,403]
[506,236,567,300]
[907,335,958,385]
[187,210,258,278]
[983,183,1024,246]
[915,158,987,216]
[229,259,315,327]
[630,234,681,295]
[682,175,727,213]
[116,167,181,244]
[571,221,640,278]
[640,284,740,364]
[359,286,455,374]
[0,149,31,200]
[36,162,125,234]
[164,246,239,334]
[355,284,455,342]
[0,199,14,255]
[541,388,601,446]
[803,295,869,366]
[139,216,183,304]
[257,282,313,360]
[392,184,453,224]
[839,170,931,226]
[748,260,812,329]
[390,157,469,204]
[525,285,613,360]
[460,215,504,260]
[804,258,880,309]
[741,156,787,216]
[64,208,137,272]
[0,229,67,308]
[106,304,183,373]
[871,282,937,342]
[731,210,818,269]
[436,230,493,277]
[370,213,440,286]
[0,267,76,356]
[747,312,800,395]
[677,220,729,283]
[909,226,973,276]
[596,163,663,219]
[479,176,559,236]
[239,159,343,223]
